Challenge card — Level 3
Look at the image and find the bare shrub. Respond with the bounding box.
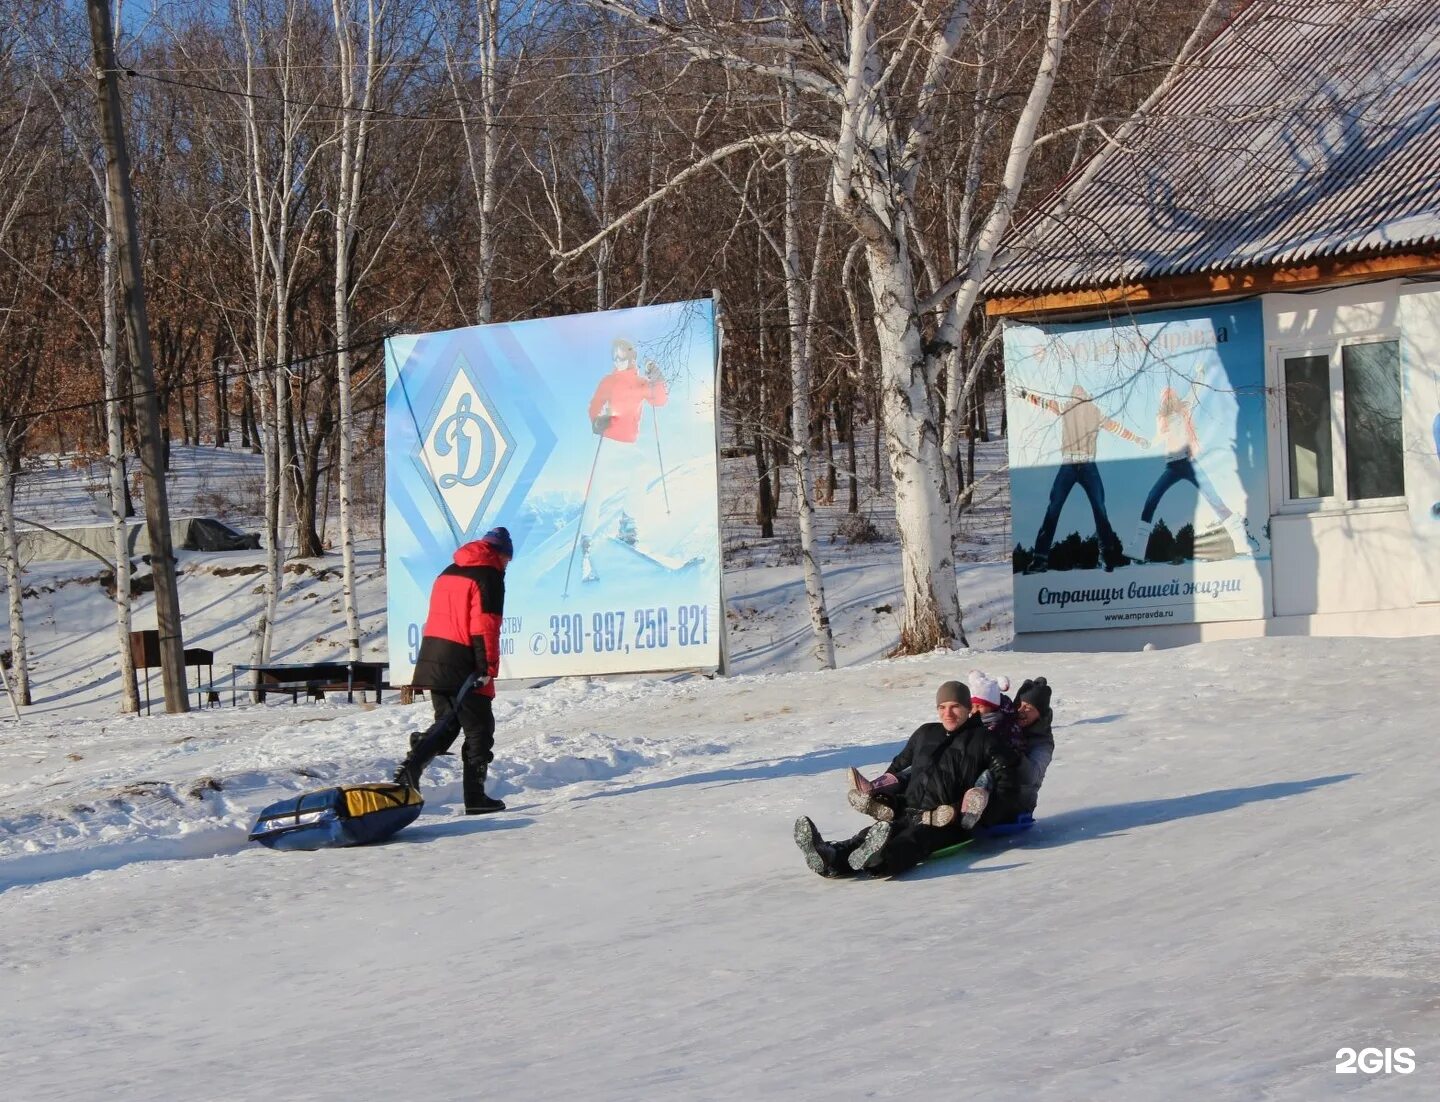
[836,513,884,545]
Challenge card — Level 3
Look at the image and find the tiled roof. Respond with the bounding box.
[984,0,1440,298]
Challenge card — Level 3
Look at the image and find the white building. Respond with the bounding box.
[984,0,1440,646]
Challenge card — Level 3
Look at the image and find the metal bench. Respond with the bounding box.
[229,661,390,706]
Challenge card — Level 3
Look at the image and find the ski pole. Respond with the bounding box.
[563,433,605,597]
[651,404,670,513]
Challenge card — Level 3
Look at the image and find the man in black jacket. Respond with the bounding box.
[794,680,1021,878]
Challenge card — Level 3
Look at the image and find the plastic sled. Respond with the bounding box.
[929,812,1036,860]
[248,783,423,851]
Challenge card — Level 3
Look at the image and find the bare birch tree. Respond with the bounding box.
[328,0,384,663]
[558,0,1073,652]
[0,58,51,707]
[437,0,533,325]
[229,0,331,668]
[31,43,143,712]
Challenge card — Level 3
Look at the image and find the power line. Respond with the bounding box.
[0,333,388,429]
[114,61,1031,130]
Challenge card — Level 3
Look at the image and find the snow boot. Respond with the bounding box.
[847,820,892,872]
[392,761,422,791]
[919,803,956,828]
[464,762,506,814]
[847,788,896,822]
[958,785,990,830]
[793,816,849,877]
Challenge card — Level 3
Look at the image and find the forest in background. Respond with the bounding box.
[0,0,1224,706]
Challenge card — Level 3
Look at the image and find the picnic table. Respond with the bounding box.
[230,660,390,706]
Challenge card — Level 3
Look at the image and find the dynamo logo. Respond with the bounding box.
[419,358,515,537]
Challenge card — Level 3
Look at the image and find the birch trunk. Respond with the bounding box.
[0,444,30,705]
[101,204,139,712]
[866,235,965,651]
[476,0,499,324]
[782,79,835,669]
[330,0,381,662]
[234,3,326,668]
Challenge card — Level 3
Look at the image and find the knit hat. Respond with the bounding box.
[966,669,1009,708]
[1016,676,1052,713]
[935,680,970,707]
[481,526,514,559]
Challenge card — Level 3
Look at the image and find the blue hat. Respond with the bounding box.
[482,526,514,559]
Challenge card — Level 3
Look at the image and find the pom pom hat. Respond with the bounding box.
[1016,677,1052,713]
[966,669,1009,708]
[482,526,514,559]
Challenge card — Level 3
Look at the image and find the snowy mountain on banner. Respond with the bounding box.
[517,454,713,602]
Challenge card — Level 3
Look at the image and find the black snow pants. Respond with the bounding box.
[428,689,496,772]
[869,816,972,877]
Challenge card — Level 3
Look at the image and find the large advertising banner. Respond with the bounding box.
[385,300,722,683]
[1005,301,1271,632]
[1399,288,1440,604]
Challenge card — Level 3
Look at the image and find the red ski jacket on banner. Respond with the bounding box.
[411,540,507,698]
[588,367,668,443]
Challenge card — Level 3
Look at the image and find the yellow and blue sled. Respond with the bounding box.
[248,783,423,850]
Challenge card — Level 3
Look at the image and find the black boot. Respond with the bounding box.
[393,758,423,791]
[464,761,506,814]
[846,821,892,872]
[793,816,852,878]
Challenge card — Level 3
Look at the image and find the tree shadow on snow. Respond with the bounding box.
[571,741,903,804]
[1025,773,1356,849]
[896,774,1355,882]
[899,860,1028,882]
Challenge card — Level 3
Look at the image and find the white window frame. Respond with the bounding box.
[1270,329,1408,516]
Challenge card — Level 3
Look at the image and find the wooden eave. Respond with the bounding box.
[985,247,1440,319]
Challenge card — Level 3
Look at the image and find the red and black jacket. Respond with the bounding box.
[412,540,506,697]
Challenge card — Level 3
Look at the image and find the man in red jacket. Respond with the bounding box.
[393,526,511,813]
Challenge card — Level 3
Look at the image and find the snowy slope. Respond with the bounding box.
[1,444,1436,1100]
[2,635,1438,1100]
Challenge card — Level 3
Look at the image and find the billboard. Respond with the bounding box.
[385,299,722,682]
[1005,302,1271,632]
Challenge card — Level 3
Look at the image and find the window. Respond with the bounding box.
[1340,342,1404,500]
[1280,339,1405,506]
[1284,354,1332,499]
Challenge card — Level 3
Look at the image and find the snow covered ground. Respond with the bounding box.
[1,446,1436,1100]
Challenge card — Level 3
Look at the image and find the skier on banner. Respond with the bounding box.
[589,339,668,444]
[393,526,512,814]
[565,339,670,595]
[590,344,670,547]
[794,679,1021,878]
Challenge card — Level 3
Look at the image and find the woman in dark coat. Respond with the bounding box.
[1013,677,1056,815]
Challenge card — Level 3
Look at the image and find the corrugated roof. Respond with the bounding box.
[984,0,1440,299]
